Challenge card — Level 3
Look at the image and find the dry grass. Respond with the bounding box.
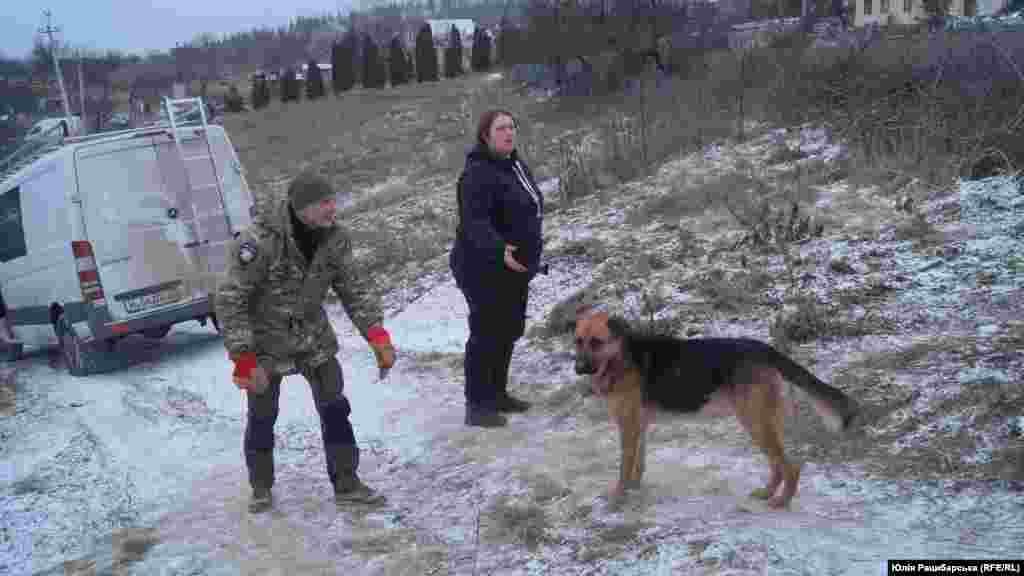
[222,74,512,204]
[625,181,716,229]
[484,495,552,551]
[894,210,946,247]
[0,368,15,417]
[770,293,900,354]
[529,287,594,340]
[696,268,773,315]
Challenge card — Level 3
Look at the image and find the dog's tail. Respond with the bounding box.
[770,350,859,434]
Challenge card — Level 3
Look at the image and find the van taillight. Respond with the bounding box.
[72,241,106,307]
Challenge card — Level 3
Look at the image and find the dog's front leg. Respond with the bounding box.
[629,405,654,486]
[609,423,630,504]
[614,403,643,501]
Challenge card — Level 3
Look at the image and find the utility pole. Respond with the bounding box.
[38,9,73,123]
[78,53,87,133]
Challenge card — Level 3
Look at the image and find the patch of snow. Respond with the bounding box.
[793,125,845,164]
[538,177,559,196]
[385,281,469,354]
[957,365,1012,387]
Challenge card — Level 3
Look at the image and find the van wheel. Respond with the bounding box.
[1,341,22,362]
[56,314,108,377]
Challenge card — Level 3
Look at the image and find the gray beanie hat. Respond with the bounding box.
[288,171,335,211]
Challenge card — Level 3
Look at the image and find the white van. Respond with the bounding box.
[0,100,254,376]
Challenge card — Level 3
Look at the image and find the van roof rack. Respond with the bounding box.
[0,137,65,187]
[0,112,218,189]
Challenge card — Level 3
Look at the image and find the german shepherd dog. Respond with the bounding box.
[572,305,859,508]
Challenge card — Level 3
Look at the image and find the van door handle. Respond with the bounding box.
[167,207,178,219]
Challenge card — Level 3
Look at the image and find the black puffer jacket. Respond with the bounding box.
[450,143,545,298]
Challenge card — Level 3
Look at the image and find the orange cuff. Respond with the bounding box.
[232,351,258,379]
[367,325,391,346]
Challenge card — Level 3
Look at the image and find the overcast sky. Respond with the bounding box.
[2,1,357,60]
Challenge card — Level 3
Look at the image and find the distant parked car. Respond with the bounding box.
[25,116,82,144]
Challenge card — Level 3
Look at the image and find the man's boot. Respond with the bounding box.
[329,444,386,506]
[246,450,274,513]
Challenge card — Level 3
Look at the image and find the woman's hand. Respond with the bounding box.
[503,244,528,273]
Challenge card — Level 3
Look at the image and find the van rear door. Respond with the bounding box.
[74,130,230,322]
[154,126,238,287]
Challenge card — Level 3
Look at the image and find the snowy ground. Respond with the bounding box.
[4,268,1023,575]
[3,122,1024,575]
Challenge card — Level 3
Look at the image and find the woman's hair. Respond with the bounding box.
[476,109,517,146]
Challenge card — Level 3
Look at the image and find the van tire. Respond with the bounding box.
[1,342,22,362]
[56,314,109,377]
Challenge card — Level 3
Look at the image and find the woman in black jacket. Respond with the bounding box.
[450,109,545,428]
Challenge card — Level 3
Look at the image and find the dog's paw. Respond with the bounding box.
[605,482,626,504]
[601,492,626,512]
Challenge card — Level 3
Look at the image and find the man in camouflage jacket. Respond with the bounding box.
[216,171,396,513]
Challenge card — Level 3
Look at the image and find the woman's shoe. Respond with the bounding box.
[496,393,531,413]
[465,405,508,427]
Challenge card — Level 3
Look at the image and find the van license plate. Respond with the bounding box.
[122,286,185,314]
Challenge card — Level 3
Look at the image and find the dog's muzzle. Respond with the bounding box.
[574,354,595,375]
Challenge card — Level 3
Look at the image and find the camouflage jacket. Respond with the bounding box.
[215,199,382,374]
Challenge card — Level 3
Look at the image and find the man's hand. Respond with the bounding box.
[503,244,528,273]
[232,352,270,394]
[367,325,395,381]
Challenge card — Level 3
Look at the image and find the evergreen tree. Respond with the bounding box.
[225,84,245,112]
[453,26,464,76]
[305,58,325,100]
[250,75,268,109]
[335,34,357,92]
[445,25,463,78]
[415,23,439,82]
[405,47,416,82]
[471,27,492,72]
[471,28,482,72]
[330,41,342,95]
[280,67,300,102]
[388,37,409,86]
[496,19,519,66]
[362,34,384,89]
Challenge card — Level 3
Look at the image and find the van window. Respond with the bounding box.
[0,186,27,262]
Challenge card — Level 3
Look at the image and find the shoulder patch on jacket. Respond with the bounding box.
[238,241,259,266]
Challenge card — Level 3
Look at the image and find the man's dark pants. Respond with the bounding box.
[243,356,356,490]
